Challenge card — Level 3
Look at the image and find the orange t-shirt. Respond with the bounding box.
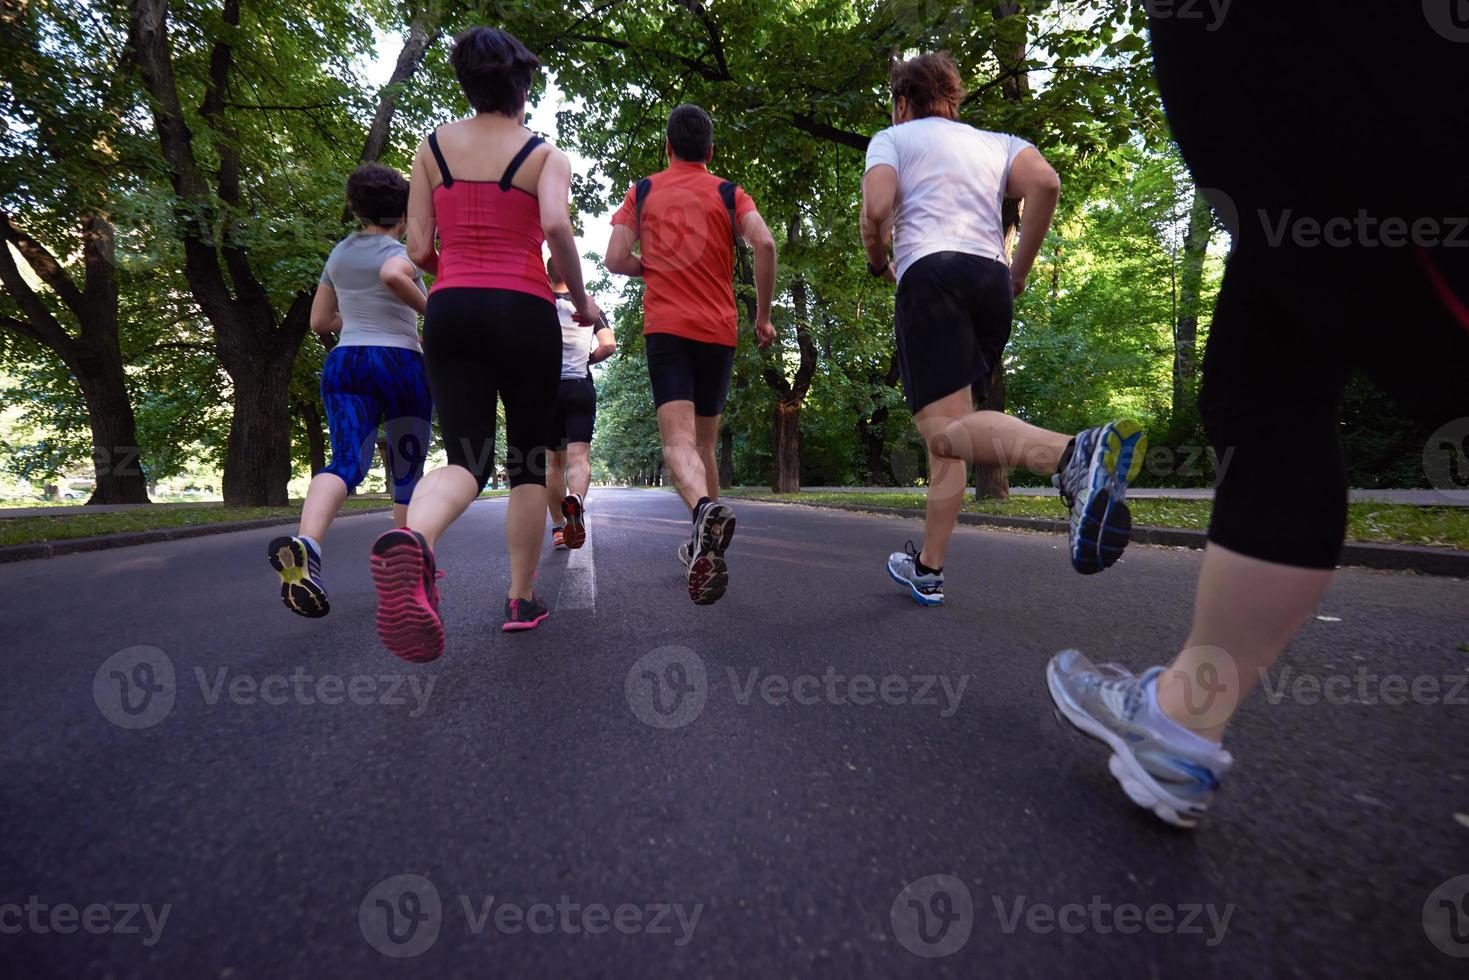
[611,160,757,347]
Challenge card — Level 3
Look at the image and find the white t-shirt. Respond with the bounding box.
[554,291,595,379]
[865,117,1033,280]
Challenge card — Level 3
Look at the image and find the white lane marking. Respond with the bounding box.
[556,516,596,612]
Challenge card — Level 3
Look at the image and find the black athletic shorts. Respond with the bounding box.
[644,332,736,417]
[552,376,596,448]
[1149,5,1469,568]
[894,251,1013,413]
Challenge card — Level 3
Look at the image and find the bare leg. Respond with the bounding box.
[392,503,408,528]
[299,472,349,542]
[912,391,1076,568]
[694,415,721,501]
[404,465,480,550]
[505,484,544,600]
[545,450,567,524]
[564,443,592,499]
[940,408,1072,474]
[1156,544,1334,741]
[657,401,707,510]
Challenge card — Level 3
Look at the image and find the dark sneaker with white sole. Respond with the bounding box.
[268,535,329,618]
[503,593,550,632]
[687,502,736,605]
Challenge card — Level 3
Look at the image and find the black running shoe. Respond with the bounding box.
[503,593,549,632]
[268,535,329,618]
[687,502,736,605]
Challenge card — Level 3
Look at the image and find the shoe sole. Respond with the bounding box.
[1045,658,1204,829]
[503,611,550,632]
[268,536,329,618]
[370,531,444,663]
[688,505,736,605]
[885,562,944,606]
[561,495,586,549]
[1072,420,1147,575]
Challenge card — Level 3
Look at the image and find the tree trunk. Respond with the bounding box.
[1172,189,1213,429]
[771,400,801,493]
[859,406,890,485]
[222,340,297,505]
[76,355,151,504]
[971,363,1010,501]
[299,398,327,474]
[718,425,733,489]
[0,212,151,504]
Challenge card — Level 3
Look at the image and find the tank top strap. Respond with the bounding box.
[499,135,546,191]
[427,131,454,188]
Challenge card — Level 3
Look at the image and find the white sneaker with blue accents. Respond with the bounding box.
[886,541,944,606]
[1047,649,1233,829]
[1053,420,1147,575]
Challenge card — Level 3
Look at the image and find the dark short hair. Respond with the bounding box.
[545,254,561,284]
[666,104,713,162]
[890,52,964,121]
[346,163,409,225]
[451,27,540,115]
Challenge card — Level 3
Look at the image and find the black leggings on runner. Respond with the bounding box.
[1150,5,1469,569]
[424,287,560,490]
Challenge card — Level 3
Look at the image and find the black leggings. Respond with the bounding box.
[1151,6,1469,569]
[424,288,560,491]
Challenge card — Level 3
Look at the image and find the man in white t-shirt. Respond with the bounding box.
[545,254,616,551]
[861,52,1148,607]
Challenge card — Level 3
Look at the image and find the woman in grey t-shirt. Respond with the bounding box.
[266,164,433,618]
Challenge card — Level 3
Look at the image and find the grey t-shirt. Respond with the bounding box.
[319,232,426,350]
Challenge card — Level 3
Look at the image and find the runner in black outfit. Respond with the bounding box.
[1047,3,1469,828]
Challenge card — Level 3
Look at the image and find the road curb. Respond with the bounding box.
[722,495,1469,578]
[0,508,394,564]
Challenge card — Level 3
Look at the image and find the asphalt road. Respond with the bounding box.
[2,488,1466,978]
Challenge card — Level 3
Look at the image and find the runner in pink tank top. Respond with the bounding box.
[370,26,602,654]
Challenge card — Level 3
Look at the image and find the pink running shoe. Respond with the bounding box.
[370,528,444,662]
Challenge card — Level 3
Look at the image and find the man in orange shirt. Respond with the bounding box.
[605,104,777,606]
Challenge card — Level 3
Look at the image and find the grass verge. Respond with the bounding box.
[718,489,1469,550]
[0,491,510,548]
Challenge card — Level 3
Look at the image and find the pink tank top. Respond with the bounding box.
[426,130,553,302]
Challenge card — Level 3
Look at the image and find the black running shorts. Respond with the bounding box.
[893,251,1013,413]
[644,332,736,417]
[552,376,597,448]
